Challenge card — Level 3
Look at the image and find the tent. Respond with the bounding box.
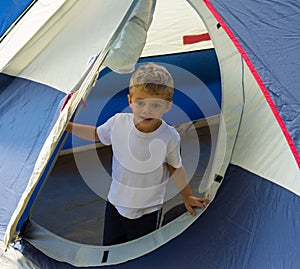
[0,0,299,268]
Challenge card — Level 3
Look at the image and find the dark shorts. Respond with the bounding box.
[103,201,161,246]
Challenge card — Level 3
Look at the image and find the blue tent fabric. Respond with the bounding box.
[20,165,300,268]
[0,74,65,239]
[207,0,300,159]
[0,0,33,38]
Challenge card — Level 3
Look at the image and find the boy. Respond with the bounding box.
[66,63,209,245]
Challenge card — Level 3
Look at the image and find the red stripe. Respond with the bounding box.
[81,98,87,110]
[183,33,211,45]
[204,0,300,168]
[60,92,73,112]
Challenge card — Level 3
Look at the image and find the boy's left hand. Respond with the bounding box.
[183,195,210,216]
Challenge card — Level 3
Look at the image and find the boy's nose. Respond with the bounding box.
[142,103,152,114]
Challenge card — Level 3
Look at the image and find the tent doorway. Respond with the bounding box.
[23,49,222,256]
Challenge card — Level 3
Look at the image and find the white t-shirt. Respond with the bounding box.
[97,113,182,219]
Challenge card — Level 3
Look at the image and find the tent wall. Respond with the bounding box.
[205,1,300,160]
[203,0,300,165]
[191,0,300,195]
[0,74,65,239]
[141,0,212,57]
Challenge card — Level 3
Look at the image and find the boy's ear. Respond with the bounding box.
[165,101,173,112]
[127,94,132,105]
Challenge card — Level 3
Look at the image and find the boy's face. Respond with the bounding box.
[128,87,172,133]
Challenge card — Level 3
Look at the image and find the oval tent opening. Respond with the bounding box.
[25,49,222,265]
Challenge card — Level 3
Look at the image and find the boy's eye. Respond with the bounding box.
[136,100,145,107]
[133,99,166,110]
[151,103,162,109]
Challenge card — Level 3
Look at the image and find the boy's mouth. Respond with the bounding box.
[140,116,153,121]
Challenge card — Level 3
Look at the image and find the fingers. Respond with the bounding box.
[199,198,210,208]
[201,198,211,203]
[186,198,210,215]
[184,196,211,216]
[194,200,206,209]
[186,204,196,216]
[191,198,209,209]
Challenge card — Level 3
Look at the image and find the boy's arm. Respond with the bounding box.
[167,165,210,216]
[66,122,100,142]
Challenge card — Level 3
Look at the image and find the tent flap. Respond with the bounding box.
[103,0,155,73]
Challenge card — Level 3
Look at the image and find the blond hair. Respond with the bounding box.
[129,63,174,101]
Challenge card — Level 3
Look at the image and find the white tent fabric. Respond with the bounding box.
[0,0,134,93]
[231,64,300,194]
[141,0,212,57]
[0,0,67,72]
[189,0,243,196]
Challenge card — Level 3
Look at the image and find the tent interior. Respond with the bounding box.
[22,49,222,247]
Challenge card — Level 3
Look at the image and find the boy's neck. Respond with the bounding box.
[134,118,162,133]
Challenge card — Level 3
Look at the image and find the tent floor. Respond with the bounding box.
[28,122,218,246]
